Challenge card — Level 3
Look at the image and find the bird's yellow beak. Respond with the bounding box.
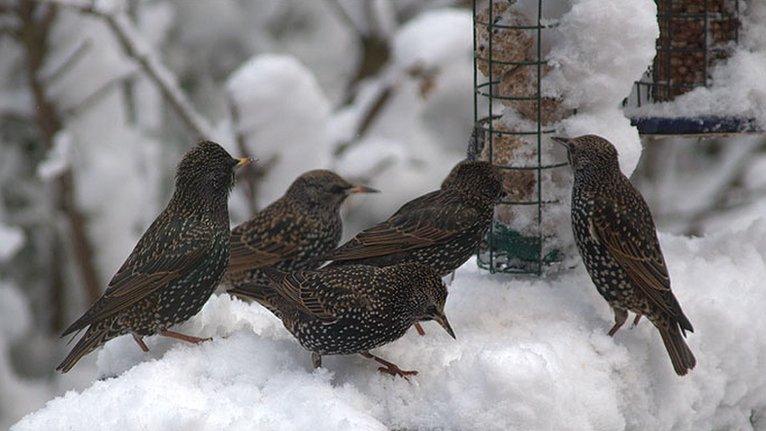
[434,312,456,340]
[347,185,379,194]
[236,157,254,168]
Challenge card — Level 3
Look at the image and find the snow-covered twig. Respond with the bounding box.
[61,69,138,118]
[38,0,215,140]
[39,38,92,84]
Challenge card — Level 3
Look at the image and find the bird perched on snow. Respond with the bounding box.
[325,160,503,275]
[57,141,250,373]
[225,170,377,306]
[553,135,695,376]
[323,160,502,335]
[260,263,455,379]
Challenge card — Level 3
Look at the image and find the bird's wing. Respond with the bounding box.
[263,267,371,322]
[227,209,304,273]
[591,193,687,325]
[62,214,212,336]
[326,191,479,261]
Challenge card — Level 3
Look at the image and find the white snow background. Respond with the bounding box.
[13,218,766,431]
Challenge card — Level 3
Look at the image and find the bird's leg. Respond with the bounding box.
[414,323,426,336]
[607,308,628,337]
[159,329,212,344]
[360,352,418,380]
[132,333,149,352]
[311,352,322,369]
[631,314,642,328]
[448,271,456,285]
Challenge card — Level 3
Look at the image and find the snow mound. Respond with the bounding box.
[226,54,334,207]
[13,220,766,431]
[548,0,658,176]
[392,9,472,70]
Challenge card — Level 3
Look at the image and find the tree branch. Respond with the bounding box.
[38,0,215,140]
[17,0,102,331]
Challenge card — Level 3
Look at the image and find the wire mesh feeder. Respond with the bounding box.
[626,0,759,136]
[470,0,569,275]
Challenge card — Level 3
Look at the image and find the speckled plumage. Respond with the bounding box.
[262,263,454,377]
[57,141,247,373]
[555,135,696,376]
[324,160,503,277]
[225,170,376,309]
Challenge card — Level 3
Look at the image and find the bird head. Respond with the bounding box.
[175,141,252,199]
[396,263,456,340]
[441,160,503,204]
[551,135,619,175]
[285,169,378,209]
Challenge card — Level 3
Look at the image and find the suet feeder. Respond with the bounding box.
[627,0,760,136]
[470,0,569,275]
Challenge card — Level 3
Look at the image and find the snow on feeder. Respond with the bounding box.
[627,0,761,135]
[469,0,571,275]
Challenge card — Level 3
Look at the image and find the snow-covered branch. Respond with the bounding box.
[38,0,215,140]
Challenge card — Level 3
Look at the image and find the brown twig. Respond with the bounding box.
[17,0,102,331]
[37,0,215,140]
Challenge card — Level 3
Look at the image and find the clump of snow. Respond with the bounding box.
[227,54,334,207]
[392,9,472,71]
[548,0,658,176]
[0,223,24,262]
[36,131,74,180]
[15,218,766,430]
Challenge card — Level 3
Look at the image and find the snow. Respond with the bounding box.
[392,9,472,71]
[15,218,766,431]
[548,0,658,176]
[226,54,334,207]
[0,223,24,262]
[36,131,74,180]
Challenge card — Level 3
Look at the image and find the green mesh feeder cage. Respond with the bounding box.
[469,0,569,275]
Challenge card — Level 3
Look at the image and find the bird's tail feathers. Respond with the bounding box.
[658,324,696,376]
[56,327,109,373]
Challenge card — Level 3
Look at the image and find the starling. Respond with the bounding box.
[325,160,503,276]
[56,141,250,373]
[323,160,502,335]
[553,135,696,376]
[260,263,455,379]
[225,170,377,308]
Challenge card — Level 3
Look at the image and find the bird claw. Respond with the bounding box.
[377,365,418,380]
[414,323,426,336]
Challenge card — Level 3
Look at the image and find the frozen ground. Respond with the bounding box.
[13,219,766,431]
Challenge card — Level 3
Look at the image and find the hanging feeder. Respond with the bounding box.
[469,0,569,275]
[627,0,760,136]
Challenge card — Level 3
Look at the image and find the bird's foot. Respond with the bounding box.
[361,352,418,381]
[630,314,642,329]
[132,333,149,352]
[414,322,426,336]
[160,329,212,345]
[377,365,419,380]
[311,352,322,369]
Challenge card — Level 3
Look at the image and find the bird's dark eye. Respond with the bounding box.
[330,185,347,194]
[426,305,437,316]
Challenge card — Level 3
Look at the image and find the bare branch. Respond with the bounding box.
[61,69,138,118]
[40,37,92,83]
[17,0,102,330]
[38,0,215,140]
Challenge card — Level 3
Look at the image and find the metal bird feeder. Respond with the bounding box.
[627,0,759,135]
[470,0,568,275]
